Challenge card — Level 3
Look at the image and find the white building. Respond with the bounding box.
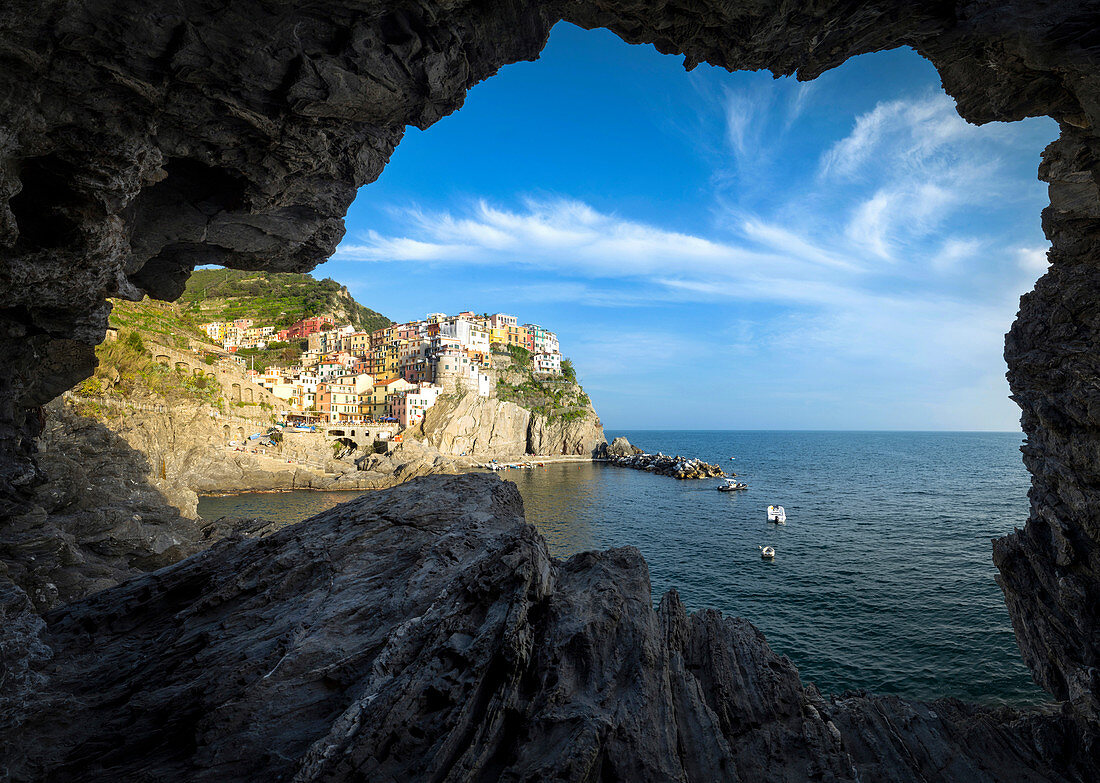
[533,352,562,375]
[392,384,444,428]
[440,316,490,353]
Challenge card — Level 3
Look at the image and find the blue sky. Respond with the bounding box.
[317,22,1057,431]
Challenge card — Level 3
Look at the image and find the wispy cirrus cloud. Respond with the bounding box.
[819,93,978,181]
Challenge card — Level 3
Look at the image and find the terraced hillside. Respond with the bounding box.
[179,269,391,332]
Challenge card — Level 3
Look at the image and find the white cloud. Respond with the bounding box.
[930,237,984,271]
[724,89,760,160]
[820,93,975,181]
[339,198,764,280]
[1016,245,1050,273]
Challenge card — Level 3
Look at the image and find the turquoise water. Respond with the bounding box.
[198,430,1047,706]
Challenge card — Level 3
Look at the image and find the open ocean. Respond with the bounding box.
[197,430,1047,706]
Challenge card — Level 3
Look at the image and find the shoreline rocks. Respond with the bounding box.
[605,444,726,480]
[2,474,1093,782]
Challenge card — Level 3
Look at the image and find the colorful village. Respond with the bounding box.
[200,312,564,427]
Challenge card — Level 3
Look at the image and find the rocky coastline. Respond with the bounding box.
[3,474,1094,782]
[601,436,727,479]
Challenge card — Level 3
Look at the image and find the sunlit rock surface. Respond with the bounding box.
[2,474,1094,782]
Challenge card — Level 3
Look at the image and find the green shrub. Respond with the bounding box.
[561,358,576,382]
[507,344,531,368]
[124,331,145,353]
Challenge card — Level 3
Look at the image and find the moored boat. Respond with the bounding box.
[767,505,786,523]
[717,478,748,492]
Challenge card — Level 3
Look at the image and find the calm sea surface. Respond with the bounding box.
[198,430,1047,706]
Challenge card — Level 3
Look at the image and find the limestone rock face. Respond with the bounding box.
[414,393,532,456]
[2,474,1095,782]
[527,410,606,456]
[413,390,605,458]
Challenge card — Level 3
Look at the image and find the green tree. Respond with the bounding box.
[561,358,576,382]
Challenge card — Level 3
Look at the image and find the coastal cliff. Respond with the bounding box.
[411,382,605,458]
[2,474,1093,782]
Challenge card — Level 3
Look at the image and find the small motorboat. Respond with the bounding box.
[760,545,775,560]
[717,478,748,492]
[767,505,787,524]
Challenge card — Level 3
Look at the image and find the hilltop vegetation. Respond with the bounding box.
[493,346,590,423]
[107,297,206,350]
[179,269,391,332]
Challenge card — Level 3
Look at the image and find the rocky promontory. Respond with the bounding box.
[409,386,605,459]
[2,474,1092,782]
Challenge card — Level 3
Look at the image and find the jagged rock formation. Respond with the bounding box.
[604,435,642,457]
[3,0,1100,778]
[1,474,1095,782]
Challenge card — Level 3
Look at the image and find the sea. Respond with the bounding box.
[197,430,1047,707]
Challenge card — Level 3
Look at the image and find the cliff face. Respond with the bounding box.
[527,406,605,456]
[413,388,605,457]
[414,393,532,456]
[2,475,1094,782]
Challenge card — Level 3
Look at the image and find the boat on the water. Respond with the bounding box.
[760,545,776,560]
[767,505,786,524]
[717,478,748,492]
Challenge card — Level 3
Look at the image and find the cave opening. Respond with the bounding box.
[293,25,1059,705]
[4,2,1100,778]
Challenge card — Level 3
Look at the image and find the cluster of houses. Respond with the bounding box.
[200,311,564,426]
[201,318,277,350]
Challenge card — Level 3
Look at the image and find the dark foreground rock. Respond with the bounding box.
[0,402,291,613]
[1,473,1094,782]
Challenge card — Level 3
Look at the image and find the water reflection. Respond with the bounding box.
[499,463,602,555]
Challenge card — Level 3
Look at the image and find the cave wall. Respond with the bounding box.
[2,0,1100,720]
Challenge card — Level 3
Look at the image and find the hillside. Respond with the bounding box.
[178,269,391,333]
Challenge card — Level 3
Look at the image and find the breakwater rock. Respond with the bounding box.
[607,450,726,480]
[2,473,1094,782]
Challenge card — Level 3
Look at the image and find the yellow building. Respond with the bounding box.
[202,321,228,342]
[364,377,415,419]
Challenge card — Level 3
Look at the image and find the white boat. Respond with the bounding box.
[717,478,748,492]
[760,545,776,560]
[767,505,786,524]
